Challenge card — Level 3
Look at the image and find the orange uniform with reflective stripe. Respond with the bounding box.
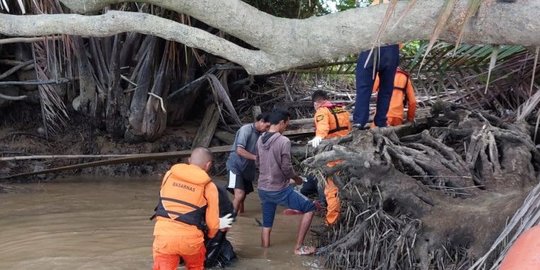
[314,102,352,139]
[373,68,417,126]
[152,163,220,270]
[314,101,352,225]
[499,225,540,270]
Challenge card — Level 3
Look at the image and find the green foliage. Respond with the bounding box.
[242,0,361,17]
[401,41,421,57]
[334,0,358,11]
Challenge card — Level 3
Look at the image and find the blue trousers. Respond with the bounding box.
[258,186,315,228]
[354,44,400,127]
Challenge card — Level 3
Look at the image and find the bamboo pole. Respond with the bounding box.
[0,154,127,161]
[0,78,69,85]
[0,145,232,180]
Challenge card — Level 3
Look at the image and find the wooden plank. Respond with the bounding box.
[230,117,314,128]
[289,117,314,126]
[288,115,353,126]
[283,127,315,136]
[252,105,262,120]
[0,145,232,180]
[191,103,219,149]
[214,130,236,145]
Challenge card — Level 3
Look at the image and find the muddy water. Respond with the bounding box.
[0,177,324,270]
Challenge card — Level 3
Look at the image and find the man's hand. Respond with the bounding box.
[292,176,305,185]
[219,213,234,229]
[308,136,323,148]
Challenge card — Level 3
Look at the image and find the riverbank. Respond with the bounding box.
[0,103,229,182]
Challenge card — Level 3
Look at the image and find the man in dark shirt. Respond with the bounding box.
[226,113,270,215]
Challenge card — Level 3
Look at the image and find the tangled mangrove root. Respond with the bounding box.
[303,103,540,269]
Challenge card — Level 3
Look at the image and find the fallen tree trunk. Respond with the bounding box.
[304,102,540,269]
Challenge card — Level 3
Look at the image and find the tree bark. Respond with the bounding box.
[0,0,538,74]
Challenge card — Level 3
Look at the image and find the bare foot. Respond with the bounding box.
[294,245,316,256]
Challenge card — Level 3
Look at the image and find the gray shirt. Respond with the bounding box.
[226,123,260,174]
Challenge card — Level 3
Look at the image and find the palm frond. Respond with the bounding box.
[530,47,539,96]
[291,41,539,119]
[391,0,417,29]
[32,38,69,137]
[207,73,242,125]
[28,0,71,138]
[0,0,25,14]
[420,0,458,68]
[534,109,540,142]
[517,85,540,121]
[454,0,482,50]
[484,46,499,94]
[374,0,398,47]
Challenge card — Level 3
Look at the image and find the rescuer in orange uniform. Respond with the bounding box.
[151,147,233,270]
[308,90,352,225]
[499,225,540,270]
[373,67,417,126]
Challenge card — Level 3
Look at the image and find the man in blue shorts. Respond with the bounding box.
[256,109,316,256]
[226,113,270,215]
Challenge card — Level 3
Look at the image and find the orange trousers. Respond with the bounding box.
[370,117,403,128]
[324,177,340,225]
[387,117,403,126]
[152,235,206,270]
[499,225,540,270]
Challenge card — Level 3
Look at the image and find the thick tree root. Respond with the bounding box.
[303,103,540,269]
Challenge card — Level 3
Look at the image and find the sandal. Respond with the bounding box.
[294,245,316,256]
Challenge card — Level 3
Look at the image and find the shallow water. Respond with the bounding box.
[0,176,324,270]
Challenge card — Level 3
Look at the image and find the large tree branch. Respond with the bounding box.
[0,12,275,74]
[1,0,539,74]
[59,0,540,48]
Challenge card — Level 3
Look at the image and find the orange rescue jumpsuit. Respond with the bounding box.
[499,225,540,270]
[373,68,417,126]
[314,101,352,225]
[152,163,220,270]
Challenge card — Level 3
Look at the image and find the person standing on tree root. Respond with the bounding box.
[353,0,399,129]
[151,147,233,270]
[372,67,417,126]
[257,109,317,256]
[226,113,270,216]
[353,43,400,129]
[308,90,352,225]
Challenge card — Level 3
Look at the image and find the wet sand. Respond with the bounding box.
[0,176,324,269]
